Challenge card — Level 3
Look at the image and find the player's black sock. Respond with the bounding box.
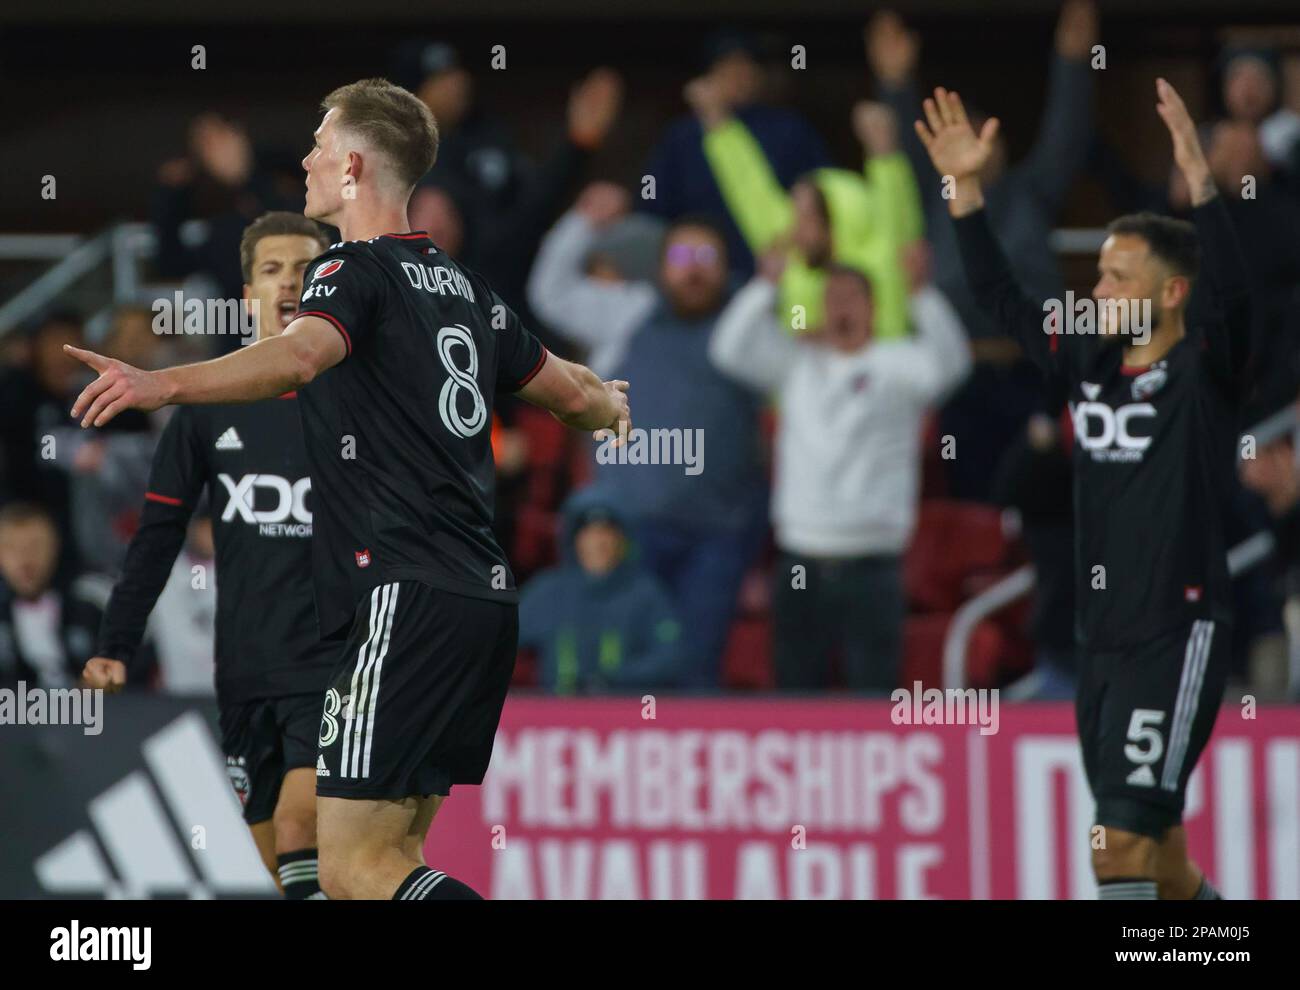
[1097,877,1158,899]
[1194,876,1222,900]
[393,865,482,900]
[277,849,324,899]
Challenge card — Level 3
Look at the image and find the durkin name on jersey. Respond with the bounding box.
[400,261,476,303]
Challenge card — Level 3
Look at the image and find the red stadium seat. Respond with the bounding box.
[512,647,538,688]
[904,500,1011,613]
[901,612,1022,691]
[721,614,774,690]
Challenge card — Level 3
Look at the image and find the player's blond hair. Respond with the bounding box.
[321,78,439,191]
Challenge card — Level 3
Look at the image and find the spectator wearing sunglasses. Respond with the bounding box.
[528,183,767,689]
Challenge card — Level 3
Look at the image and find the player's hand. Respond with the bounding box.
[865,11,919,86]
[568,68,624,149]
[683,74,731,129]
[82,658,127,693]
[914,87,999,181]
[575,181,630,228]
[1055,0,1099,61]
[1155,78,1214,205]
[65,345,169,427]
[593,380,631,448]
[852,100,899,156]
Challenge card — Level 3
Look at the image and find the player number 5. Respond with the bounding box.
[1124,709,1165,765]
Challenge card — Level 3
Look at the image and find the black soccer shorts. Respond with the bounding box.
[314,580,519,801]
[1075,618,1230,839]
[220,692,324,826]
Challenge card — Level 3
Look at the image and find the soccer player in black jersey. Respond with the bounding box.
[67,79,630,900]
[83,212,334,898]
[915,79,1248,899]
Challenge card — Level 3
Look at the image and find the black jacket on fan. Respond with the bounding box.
[97,397,337,705]
[953,197,1252,650]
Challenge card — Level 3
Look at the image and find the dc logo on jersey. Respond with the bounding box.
[1131,366,1168,402]
[312,259,344,281]
[1070,400,1155,459]
[355,549,371,568]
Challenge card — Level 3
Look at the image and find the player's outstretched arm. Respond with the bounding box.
[1155,77,1251,384]
[916,87,1065,378]
[518,354,631,445]
[912,86,999,219]
[1155,77,1214,207]
[66,316,345,428]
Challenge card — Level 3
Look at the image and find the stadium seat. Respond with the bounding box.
[904,500,1011,613]
[721,614,774,690]
[901,612,1021,691]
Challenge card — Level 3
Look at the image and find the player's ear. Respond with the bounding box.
[1162,273,1191,311]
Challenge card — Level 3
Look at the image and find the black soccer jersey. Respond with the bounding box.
[99,397,337,703]
[294,231,547,639]
[953,198,1251,650]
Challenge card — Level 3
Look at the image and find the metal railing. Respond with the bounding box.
[0,221,207,338]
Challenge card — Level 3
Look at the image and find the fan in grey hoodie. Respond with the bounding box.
[528,183,767,689]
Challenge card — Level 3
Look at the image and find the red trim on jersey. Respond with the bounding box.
[145,492,183,506]
[297,310,352,357]
[383,231,430,240]
[516,347,550,389]
[278,391,298,399]
[1119,364,1149,376]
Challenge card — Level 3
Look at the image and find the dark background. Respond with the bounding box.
[3,1,1298,234]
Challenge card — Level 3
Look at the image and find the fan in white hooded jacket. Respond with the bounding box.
[710,272,972,559]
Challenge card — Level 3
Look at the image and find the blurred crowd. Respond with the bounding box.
[3,3,1300,700]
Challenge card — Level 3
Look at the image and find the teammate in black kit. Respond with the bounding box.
[916,79,1249,899]
[67,78,631,900]
[83,212,334,898]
